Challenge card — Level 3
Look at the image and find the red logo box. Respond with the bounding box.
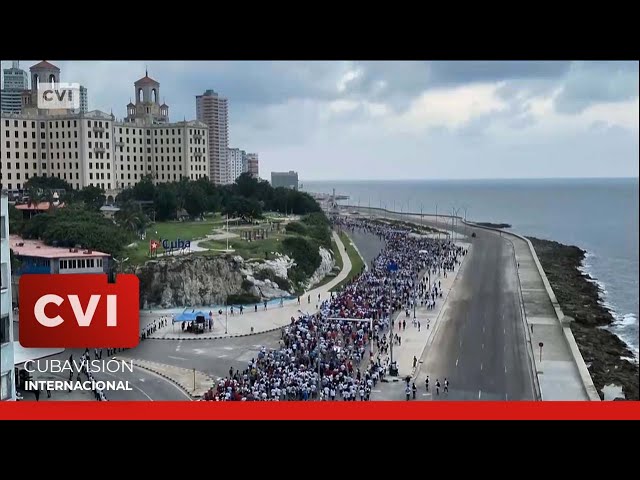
[19,274,140,348]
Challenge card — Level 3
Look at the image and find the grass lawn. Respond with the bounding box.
[127,217,225,264]
[330,231,364,292]
[198,233,289,260]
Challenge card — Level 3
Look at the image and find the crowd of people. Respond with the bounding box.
[140,317,169,341]
[205,216,464,401]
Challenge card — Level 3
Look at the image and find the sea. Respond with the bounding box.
[302,177,639,360]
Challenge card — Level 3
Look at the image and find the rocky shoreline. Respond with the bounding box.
[528,237,639,401]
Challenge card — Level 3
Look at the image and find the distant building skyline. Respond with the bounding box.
[2,60,637,180]
[271,171,299,190]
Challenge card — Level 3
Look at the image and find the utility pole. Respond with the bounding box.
[225,300,228,334]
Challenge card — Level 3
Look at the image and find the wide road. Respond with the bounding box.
[349,209,536,401]
[118,330,283,382]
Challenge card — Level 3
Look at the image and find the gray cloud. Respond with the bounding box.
[554,61,639,114]
[2,60,637,180]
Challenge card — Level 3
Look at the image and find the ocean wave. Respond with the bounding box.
[616,313,638,327]
[579,250,639,358]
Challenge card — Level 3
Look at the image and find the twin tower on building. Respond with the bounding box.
[0,60,257,194]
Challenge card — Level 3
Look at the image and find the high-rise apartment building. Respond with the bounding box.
[196,90,228,185]
[79,86,88,114]
[1,61,29,114]
[227,148,245,184]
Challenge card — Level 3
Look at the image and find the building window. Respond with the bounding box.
[0,371,11,400]
[1,263,8,291]
[0,315,10,345]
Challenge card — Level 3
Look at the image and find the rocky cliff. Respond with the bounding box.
[136,255,245,309]
[136,245,335,309]
[305,246,335,289]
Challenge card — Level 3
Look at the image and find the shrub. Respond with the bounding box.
[285,221,307,235]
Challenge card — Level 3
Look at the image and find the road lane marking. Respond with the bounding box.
[478,390,482,399]
[482,326,485,333]
[422,393,431,396]
[456,358,459,367]
[480,363,483,371]
[482,343,484,350]
[505,365,507,373]
[503,328,506,335]
[99,369,154,401]
[133,367,192,400]
[223,347,234,351]
[505,393,508,400]
[168,356,187,361]
[460,339,463,347]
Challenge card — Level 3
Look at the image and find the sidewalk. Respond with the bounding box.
[147,230,353,340]
[375,241,472,380]
[505,231,597,400]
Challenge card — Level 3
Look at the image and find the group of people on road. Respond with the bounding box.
[205,216,462,401]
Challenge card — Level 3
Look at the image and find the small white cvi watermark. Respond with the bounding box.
[37,82,80,110]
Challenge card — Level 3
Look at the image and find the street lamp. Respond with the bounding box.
[225,300,228,334]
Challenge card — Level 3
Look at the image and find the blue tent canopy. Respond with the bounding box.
[173,310,208,323]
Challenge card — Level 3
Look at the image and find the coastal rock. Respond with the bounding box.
[249,279,290,299]
[529,237,639,401]
[305,246,335,289]
[135,255,244,309]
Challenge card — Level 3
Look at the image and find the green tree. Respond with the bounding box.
[76,185,106,211]
[115,201,150,234]
[24,175,73,192]
[184,184,207,218]
[154,184,178,221]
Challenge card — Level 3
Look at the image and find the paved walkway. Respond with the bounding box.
[374,241,471,381]
[505,231,596,400]
[147,230,353,340]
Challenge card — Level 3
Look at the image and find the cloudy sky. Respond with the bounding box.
[3,60,638,181]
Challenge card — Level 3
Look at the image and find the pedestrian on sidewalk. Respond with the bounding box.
[405,384,411,401]
[418,321,421,332]
[413,356,417,369]
[34,389,40,401]
[308,294,311,304]
[255,304,258,313]
[435,379,441,396]
[425,375,429,392]
[297,296,300,305]
[444,378,449,393]
[240,305,244,315]
[412,382,417,399]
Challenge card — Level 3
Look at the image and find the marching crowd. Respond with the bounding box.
[205,217,464,401]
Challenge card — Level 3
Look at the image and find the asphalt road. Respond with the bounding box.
[348,211,536,401]
[118,330,283,382]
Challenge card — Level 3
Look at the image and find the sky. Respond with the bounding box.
[3,60,638,181]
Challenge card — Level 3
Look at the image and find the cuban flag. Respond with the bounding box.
[150,239,160,251]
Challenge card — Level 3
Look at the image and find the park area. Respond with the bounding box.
[125,213,292,264]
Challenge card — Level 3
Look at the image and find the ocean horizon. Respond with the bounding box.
[302,177,639,359]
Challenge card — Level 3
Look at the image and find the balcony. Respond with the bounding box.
[94,146,106,153]
[114,141,124,147]
[193,133,202,140]
[93,126,105,133]
[194,151,203,157]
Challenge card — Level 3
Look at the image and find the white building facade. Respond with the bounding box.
[227,147,245,184]
[0,64,208,196]
[1,193,16,401]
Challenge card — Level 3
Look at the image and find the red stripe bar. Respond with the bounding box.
[1,401,639,420]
